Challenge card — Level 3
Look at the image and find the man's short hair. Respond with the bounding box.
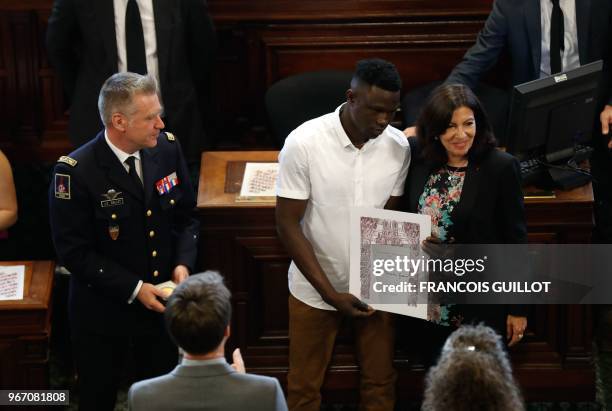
[97,72,158,126]
[164,271,232,355]
[352,58,402,92]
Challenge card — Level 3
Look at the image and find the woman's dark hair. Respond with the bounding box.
[416,83,497,167]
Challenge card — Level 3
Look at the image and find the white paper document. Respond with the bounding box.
[349,207,431,319]
[0,265,25,301]
[239,162,279,197]
[154,280,177,301]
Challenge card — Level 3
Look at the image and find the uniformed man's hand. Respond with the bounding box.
[172,265,190,284]
[136,283,166,313]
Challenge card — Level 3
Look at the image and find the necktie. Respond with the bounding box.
[125,156,143,191]
[550,0,565,74]
[125,0,147,74]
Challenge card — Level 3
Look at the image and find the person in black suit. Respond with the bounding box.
[49,72,199,411]
[46,0,216,163]
[446,0,612,240]
[402,84,528,363]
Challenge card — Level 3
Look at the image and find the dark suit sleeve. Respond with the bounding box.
[606,7,612,106]
[170,138,200,272]
[498,156,529,317]
[46,0,80,104]
[182,0,216,114]
[49,164,142,302]
[498,156,528,244]
[445,0,509,90]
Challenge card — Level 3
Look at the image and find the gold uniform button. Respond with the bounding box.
[111,213,117,220]
[153,270,159,277]
[152,250,157,257]
[146,210,152,217]
[170,199,175,206]
[149,230,155,238]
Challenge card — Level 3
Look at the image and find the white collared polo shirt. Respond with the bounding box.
[277,104,410,310]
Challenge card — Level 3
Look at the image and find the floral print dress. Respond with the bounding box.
[418,165,467,327]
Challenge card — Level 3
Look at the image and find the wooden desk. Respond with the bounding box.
[197,151,595,402]
[524,183,594,243]
[0,261,54,390]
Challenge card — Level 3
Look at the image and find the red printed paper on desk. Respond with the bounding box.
[155,172,180,195]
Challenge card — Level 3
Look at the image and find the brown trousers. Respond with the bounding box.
[287,294,397,411]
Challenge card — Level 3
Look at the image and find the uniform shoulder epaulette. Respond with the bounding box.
[58,156,78,167]
[165,132,176,142]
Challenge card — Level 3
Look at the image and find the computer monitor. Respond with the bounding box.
[506,60,603,162]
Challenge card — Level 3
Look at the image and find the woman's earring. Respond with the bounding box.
[434,136,439,141]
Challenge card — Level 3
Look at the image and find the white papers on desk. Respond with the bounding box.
[349,207,431,319]
[0,265,25,301]
[239,162,279,197]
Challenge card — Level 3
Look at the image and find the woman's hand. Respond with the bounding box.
[403,126,416,138]
[506,315,527,346]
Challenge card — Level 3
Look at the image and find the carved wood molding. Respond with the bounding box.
[208,0,493,22]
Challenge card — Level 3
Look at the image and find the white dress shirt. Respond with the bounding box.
[113,0,160,90]
[540,0,580,77]
[181,357,227,367]
[277,105,411,310]
[104,130,144,303]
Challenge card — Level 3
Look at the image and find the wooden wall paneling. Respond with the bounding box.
[260,20,483,89]
[233,236,290,369]
[211,25,261,145]
[566,305,592,362]
[208,0,493,22]
[0,6,71,162]
[219,18,488,146]
[37,8,69,143]
[0,12,11,141]
[0,1,498,156]
[9,10,41,142]
[235,236,289,343]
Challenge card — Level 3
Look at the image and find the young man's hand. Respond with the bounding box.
[326,292,374,317]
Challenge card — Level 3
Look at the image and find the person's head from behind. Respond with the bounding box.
[345,58,402,142]
[98,72,165,153]
[422,325,524,411]
[416,83,496,167]
[164,271,232,357]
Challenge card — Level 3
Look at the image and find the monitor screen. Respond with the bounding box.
[506,60,603,162]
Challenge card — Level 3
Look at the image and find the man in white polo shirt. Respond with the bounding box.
[276,58,410,411]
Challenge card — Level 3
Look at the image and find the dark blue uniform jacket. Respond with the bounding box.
[49,131,199,335]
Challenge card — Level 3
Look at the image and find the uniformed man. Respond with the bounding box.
[48,72,199,411]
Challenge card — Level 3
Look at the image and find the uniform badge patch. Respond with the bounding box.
[155,172,180,195]
[108,224,120,240]
[54,174,71,199]
[100,189,124,208]
[58,156,78,167]
[165,132,176,142]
